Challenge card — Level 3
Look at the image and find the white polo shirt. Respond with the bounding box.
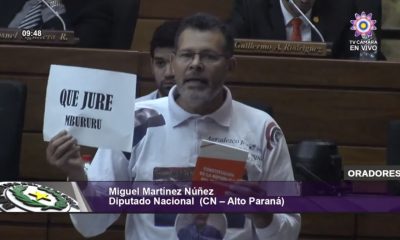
[71,86,300,240]
[136,90,159,102]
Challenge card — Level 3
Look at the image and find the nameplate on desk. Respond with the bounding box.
[0,28,78,46]
[234,38,332,57]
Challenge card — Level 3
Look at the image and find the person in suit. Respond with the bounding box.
[0,0,139,49]
[0,0,69,30]
[228,0,384,59]
[354,0,384,60]
[64,0,140,49]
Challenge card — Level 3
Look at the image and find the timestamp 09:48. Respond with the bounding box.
[21,29,43,38]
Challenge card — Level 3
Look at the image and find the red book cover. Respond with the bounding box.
[193,140,248,181]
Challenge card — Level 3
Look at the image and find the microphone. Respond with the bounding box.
[291,140,343,195]
[295,162,339,195]
[40,0,66,31]
[288,0,325,42]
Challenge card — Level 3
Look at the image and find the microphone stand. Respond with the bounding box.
[288,0,325,42]
[40,0,67,31]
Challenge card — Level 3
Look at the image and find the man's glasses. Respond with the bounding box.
[174,50,227,64]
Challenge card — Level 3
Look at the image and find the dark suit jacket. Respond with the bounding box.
[355,0,384,59]
[65,0,139,49]
[0,0,139,49]
[0,0,70,30]
[0,0,25,28]
[229,0,383,59]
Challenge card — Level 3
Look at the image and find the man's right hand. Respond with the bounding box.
[46,130,87,181]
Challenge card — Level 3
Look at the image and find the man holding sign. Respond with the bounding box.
[43,65,136,152]
[47,13,300,240]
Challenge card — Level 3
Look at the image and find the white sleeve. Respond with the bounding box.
[255,121,301,239]
[70,213,121,238]
[70,148,131,237]
[87,148,132,181]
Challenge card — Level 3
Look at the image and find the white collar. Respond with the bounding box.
[168,86,233,128]
[279,0,312,26]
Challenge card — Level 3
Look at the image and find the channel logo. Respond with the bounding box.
[0,182,80,212]
[350,12,377,39]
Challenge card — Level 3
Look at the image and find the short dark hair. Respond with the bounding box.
[175,13,234,57]
[150,20,181,58]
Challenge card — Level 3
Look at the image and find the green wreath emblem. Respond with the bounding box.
[10,185,68,211]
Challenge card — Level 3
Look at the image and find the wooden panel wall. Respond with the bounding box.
[47,214,125,240]
[0,214,47,240]
[138,0,233,19]
[131,0,233,51]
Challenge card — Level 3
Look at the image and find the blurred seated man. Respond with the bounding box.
[137,20,180,101]
[0,0,140,49]
[1,0,69,30]
[228,0,384,59]
[64,0,140,49]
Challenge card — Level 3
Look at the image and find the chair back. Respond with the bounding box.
[0,80,26,180]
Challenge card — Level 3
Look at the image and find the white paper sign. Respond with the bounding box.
[43,65,136,152]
